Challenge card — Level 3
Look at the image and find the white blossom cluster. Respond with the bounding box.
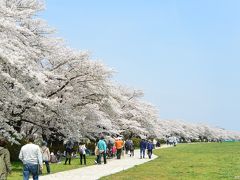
[0,0,239,143]
[155,119,240,142]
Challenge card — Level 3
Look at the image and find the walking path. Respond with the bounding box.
[40,145,170,180]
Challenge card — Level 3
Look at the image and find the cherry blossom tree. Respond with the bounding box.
[1,0,239,144]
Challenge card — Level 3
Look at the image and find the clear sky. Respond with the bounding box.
[41,0,240,131]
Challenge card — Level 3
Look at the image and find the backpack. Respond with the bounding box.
[42,147,49,161]
[125,140,131,149]
[129,143,134,151]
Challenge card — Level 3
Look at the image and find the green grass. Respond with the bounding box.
[101,142,240,180]
[8,155,96,180]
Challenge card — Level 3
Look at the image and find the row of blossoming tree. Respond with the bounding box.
[0,0,239,144]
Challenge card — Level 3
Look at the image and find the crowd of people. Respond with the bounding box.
[0,134,159,180]
[166,136,178,146]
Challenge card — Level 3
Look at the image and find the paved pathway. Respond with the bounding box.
[40,144,170,180]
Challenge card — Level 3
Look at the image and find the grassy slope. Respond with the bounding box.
[102,142,240,180]
[8,155,96,180]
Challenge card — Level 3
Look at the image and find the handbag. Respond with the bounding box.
[99,150,104,154]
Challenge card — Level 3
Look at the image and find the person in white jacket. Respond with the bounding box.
[19,135,42,180]
[79,143,87,165]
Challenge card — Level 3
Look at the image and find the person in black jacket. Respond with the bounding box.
[64,139,74,165]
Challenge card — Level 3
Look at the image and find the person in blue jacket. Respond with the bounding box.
[97,136,107,164]
[140,138,147,159]
[147,140,154,159]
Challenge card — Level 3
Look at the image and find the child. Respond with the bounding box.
[112,145,117,157]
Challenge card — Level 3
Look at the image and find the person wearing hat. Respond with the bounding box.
[0,136,11,180]
[115,137,124,159]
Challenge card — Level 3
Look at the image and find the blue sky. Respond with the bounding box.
[41,0,240,131]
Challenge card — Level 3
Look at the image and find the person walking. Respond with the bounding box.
[64,139,74,165]
[115,137,123,159]
[56,150,61,163]
[129,140,134,157]
[64,146,72,165]
[41,141,50,174]
[0,136,11,180]
[140,138,147,159]
[107,140,114,158]
[97,136,107,164]
[153,139,157,149]
[94,141,100,164]
[147,140,154,159]
[19,135,43,180]
[79,143,87,165]
[125,139,130,155]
